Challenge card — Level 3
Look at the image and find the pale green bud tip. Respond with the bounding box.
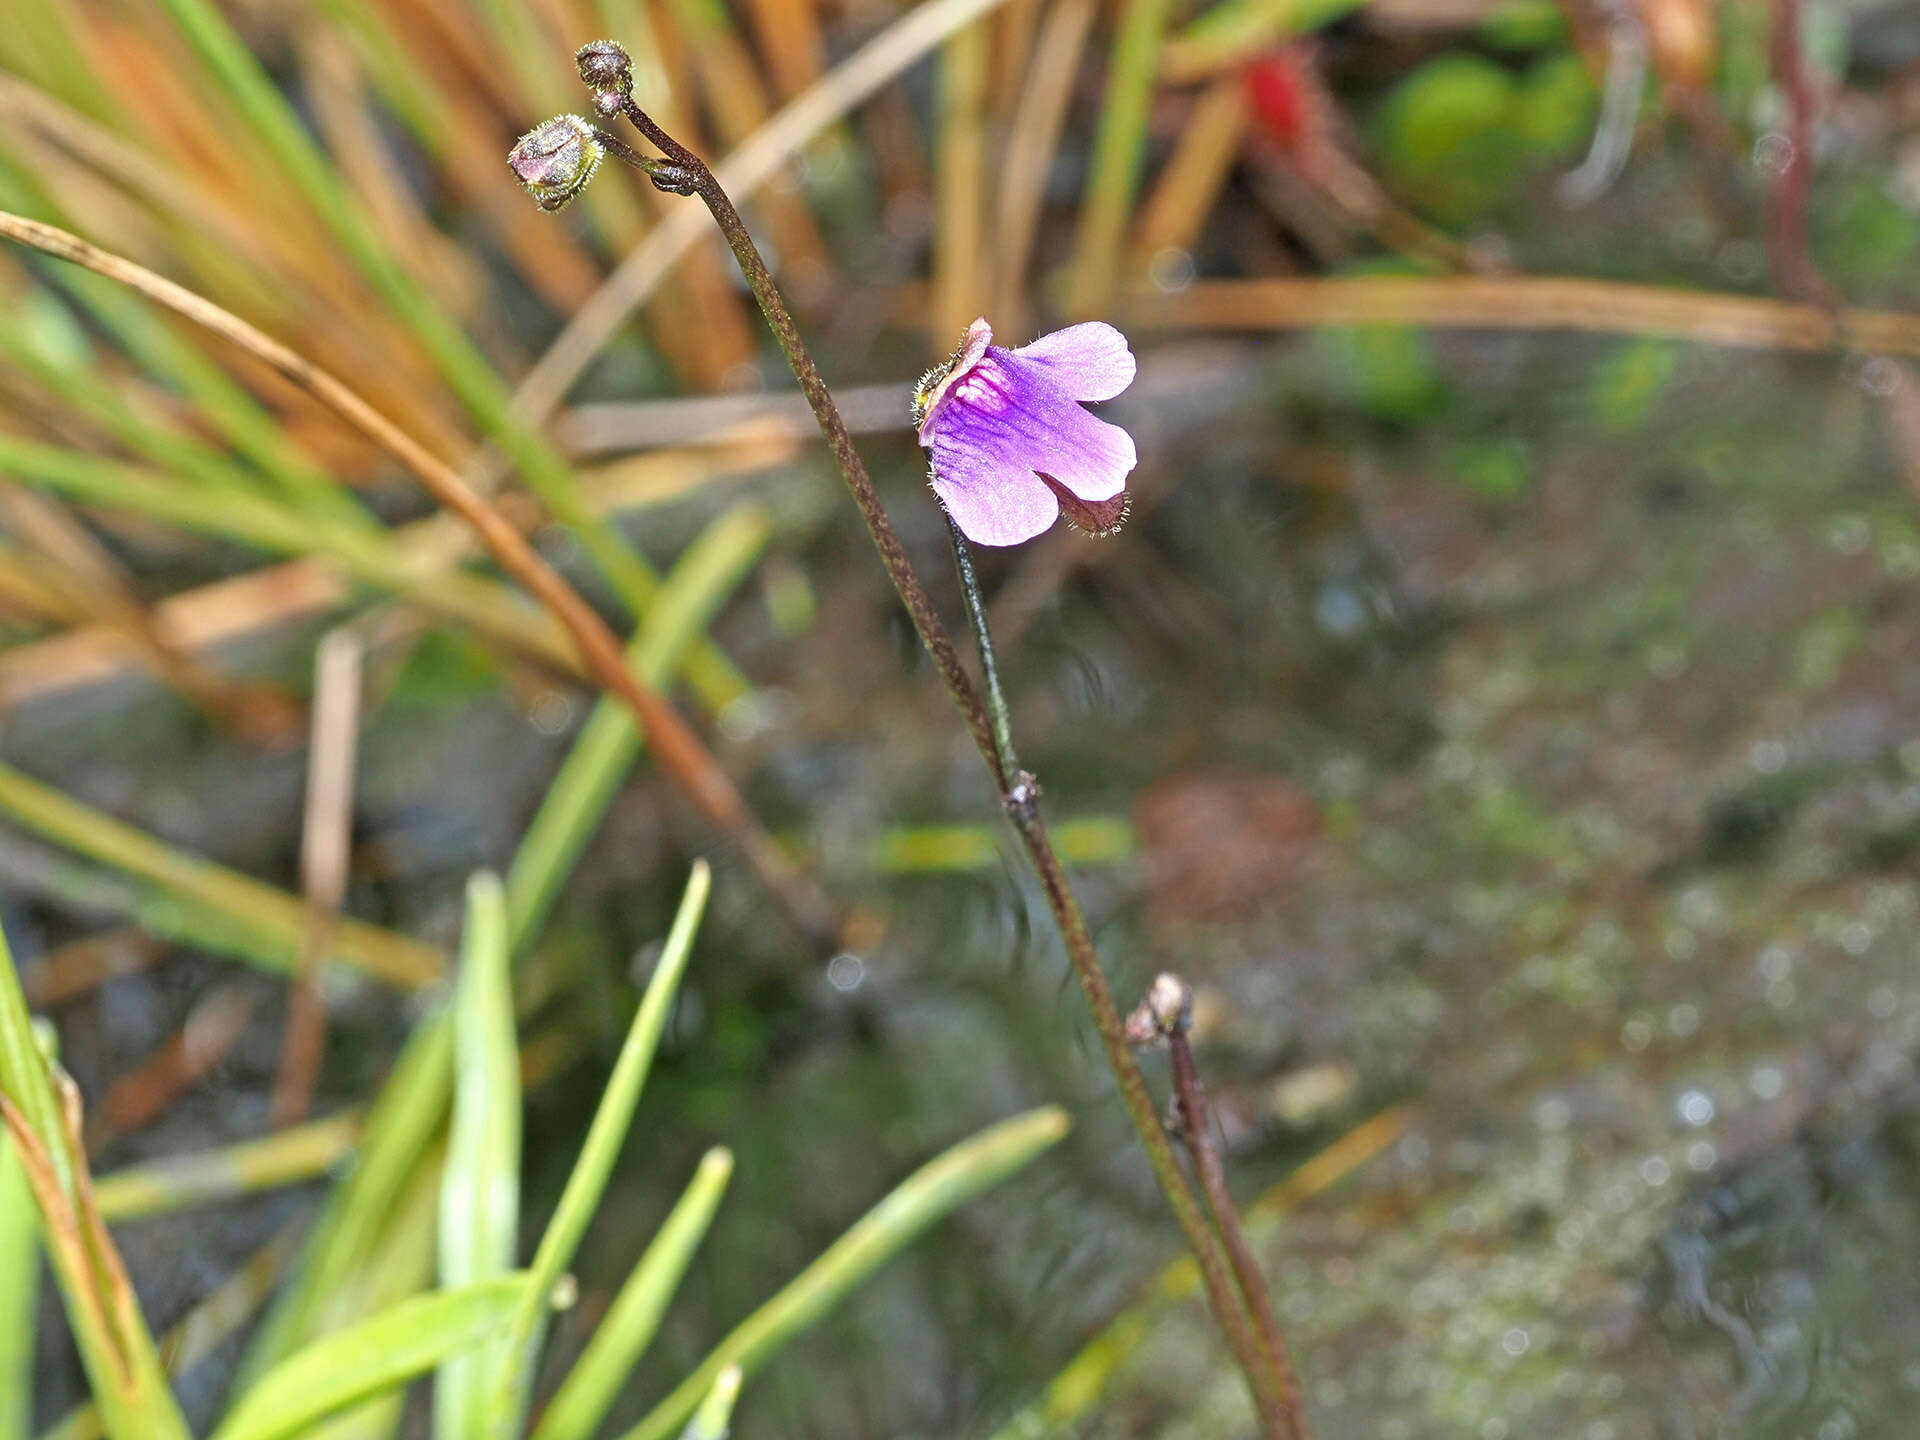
[508,114,602,212]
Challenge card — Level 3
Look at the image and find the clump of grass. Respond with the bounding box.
[1,867,1070,1439]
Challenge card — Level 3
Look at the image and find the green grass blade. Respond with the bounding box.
[505,504,771,948]
[92,1113,361,1222]
[236,1021,455,1385]
[0,436,575,672]
[0,760,441,988]
[1066,0,1176,315]
[533,1147,734,1440]
[0,924,67,1198]
[676,1366,742,1440]
[212,1277,535,1440]
[617,1107,1071,1440]
[492,861,712,1436]
[0,1125,35,1440]
[0,155,368,531]
[437,873,522,1440]
[297,1148,449,1440]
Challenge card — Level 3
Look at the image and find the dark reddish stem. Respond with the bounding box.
[1766,0,1831,306]
[1167,1033,1308,1436]
[1130,975,1311,1439]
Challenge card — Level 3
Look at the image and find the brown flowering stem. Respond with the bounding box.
[583,54,1282,1433]
[1128,975,1309,1438]
[941,513,1019,788]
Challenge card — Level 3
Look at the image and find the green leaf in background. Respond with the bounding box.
[1475,0,1568,53]
[534,1148,735,1440]
[212,1277,535,1440]
[437,873,523,1440]
[91,1114,362,1223]
[1590,338,1682,434]
[1452,437,1533,500]
[1311,262,1446,424]
[1163,0,1368,80]
[1372,53,1522,225]
[617,1106,1072,1440]
[491,861,713,1436]
[1512,51,1600,159]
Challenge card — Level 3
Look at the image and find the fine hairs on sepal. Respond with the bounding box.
[575,38,633,96]
[506,115,602,212]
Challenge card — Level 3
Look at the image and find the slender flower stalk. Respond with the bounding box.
[1128,974,1311,1439]
[941,511,1019,788]
[523,39,1291,1433]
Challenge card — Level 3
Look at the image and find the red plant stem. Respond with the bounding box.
[1167,1027,1310,1439]
[1766,0,1830,305]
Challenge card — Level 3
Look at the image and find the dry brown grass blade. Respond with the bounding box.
[271,625,365,1127]
[667,6,835,304]
[0,436,785,713]
[21,929,166,1008]
[296,23,483,319]
[988,0,1096,333]
[0,1092,128,1379]
[1132,76,1247,268]
[0,210,838,946]
[934,17,991,349]
[1132,274,1920,354]
[0,483,302,744]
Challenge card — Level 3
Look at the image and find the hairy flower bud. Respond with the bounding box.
[507,115,602,212]
[576,39,633,97]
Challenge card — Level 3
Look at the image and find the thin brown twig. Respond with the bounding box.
[0,209,840,950]
[271,625,363,1127]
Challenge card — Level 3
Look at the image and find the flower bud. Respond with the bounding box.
[508,115,602,212]
[1123,973,1193,1045]
[576,39,633,97]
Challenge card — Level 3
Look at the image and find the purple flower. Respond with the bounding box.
[915,318,1136,547]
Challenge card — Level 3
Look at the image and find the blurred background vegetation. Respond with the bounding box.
[4,0,1920,1436]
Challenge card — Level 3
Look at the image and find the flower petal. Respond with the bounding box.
[1007,322,1136,401]
[927,417,1061,547]
[992,369,1136,500]
[1039,474,1130,536]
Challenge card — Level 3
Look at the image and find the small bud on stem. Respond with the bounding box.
[507,115,602,212]
[1124,972,1193,1046]
[576,39,634,97]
